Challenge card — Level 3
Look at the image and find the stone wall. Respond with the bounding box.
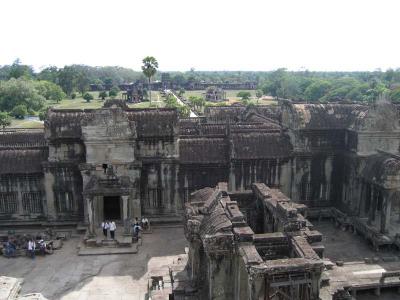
[1,100,400,229]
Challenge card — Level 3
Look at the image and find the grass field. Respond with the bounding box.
[48,91,164,109]
[10,118,44,128]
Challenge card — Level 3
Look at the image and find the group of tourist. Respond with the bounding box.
[2,237,53,259]
[131,217,150,237]
[100,217,150,240]
[101,220,117,239]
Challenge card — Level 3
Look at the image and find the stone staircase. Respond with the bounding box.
[100,239,118,247]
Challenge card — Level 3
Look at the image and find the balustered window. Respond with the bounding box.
[56,191,74,213]
[22,192,43,213]
[0,192,18,214]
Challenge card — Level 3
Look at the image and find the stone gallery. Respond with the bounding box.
[2,99,400,298]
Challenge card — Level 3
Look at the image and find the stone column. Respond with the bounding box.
[122,195,129,234]
[368,187,376,225]
[310,270,321,300]
[43,170,57,220]
[228,163,236,192]
[132,198,141,219]
[380,191,392,234]
[86,195,95,237]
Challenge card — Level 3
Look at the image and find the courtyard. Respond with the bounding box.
[0,226,187,300]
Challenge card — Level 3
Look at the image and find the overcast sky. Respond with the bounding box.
[1,0,399,72]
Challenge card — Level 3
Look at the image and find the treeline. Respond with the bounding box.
[258,68,400,103]
[165,69,400,103]
[0,60,146,125]
[0,60,143,96]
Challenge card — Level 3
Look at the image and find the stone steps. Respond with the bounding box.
[149,215,183,226]
[100,239,118,247]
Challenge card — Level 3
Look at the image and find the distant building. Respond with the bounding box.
[204,86,226,102]
[121,82,144,103]
[161,73,171,89]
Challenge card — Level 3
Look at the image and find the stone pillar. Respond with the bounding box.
[228,164,236,192]
[132,198,141,219]
[86,195,95,237]
[44,170,57,220]
[122,195,129,234]
[250,276,264,300]
[310,270,321,300]
[368,187,376,225]
[17,190,24,216]
[380,191,392,234]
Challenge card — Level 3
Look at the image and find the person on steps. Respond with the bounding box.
[101,220,109,238]
[109,221,116,240]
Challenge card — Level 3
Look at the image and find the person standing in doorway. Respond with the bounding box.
[109,221,116,240]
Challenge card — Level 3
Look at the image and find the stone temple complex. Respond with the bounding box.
[2,99,400,298]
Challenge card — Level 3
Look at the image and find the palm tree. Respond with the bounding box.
[141,56,159,103]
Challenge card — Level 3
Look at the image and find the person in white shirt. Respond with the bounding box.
[101,220,109,238]
[141,217,149,230]
[27,239,36,259]
[109,221,116,239]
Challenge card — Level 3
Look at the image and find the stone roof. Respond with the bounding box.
[46,108,179,140]
[45,109,86,139]
[179,138,228,164]
[282,103,369,130]
[0,149,48,174]
[282,102,400,131]
[126,109,178,138]
[204,105,281,123]
[231,132,292,159]
[190,187,215,203]
[204,106,246,122]
[0,130,46,149]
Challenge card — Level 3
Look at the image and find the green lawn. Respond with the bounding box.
[48,91,165,110]
[10,118,44,129]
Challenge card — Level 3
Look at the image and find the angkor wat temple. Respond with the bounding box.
[1,99,400,246]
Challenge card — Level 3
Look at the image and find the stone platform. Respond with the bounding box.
[79,226,141,255]
[78,244,138,256]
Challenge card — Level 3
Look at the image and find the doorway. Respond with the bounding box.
[103,196,121,220]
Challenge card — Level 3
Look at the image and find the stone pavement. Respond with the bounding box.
[0,226,187,300]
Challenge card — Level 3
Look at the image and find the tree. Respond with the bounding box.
[0,112,11,129]
[237,91,251,101]
[38,109,47,121]
[178,88,185,97]
[103,78,113,88]
[77,71,90,95]
[11,105,27,119]
[178,105,190,118]
[58,66,79,96]
[304,80,331,102]
[0,78,46,112]
[109,86,119,98]
[38,66,59,83]
[390,87,400,103]
[256,90,263,98]
[99,91,108,100]
[8,59,34,79]
[35,81,65,103]
[188,96,205,112]
[83,92,94,102]
[141,56,158,103]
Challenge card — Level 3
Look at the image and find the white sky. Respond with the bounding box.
[0,0,399,72]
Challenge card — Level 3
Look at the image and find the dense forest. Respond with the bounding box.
[1,59,400,127]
